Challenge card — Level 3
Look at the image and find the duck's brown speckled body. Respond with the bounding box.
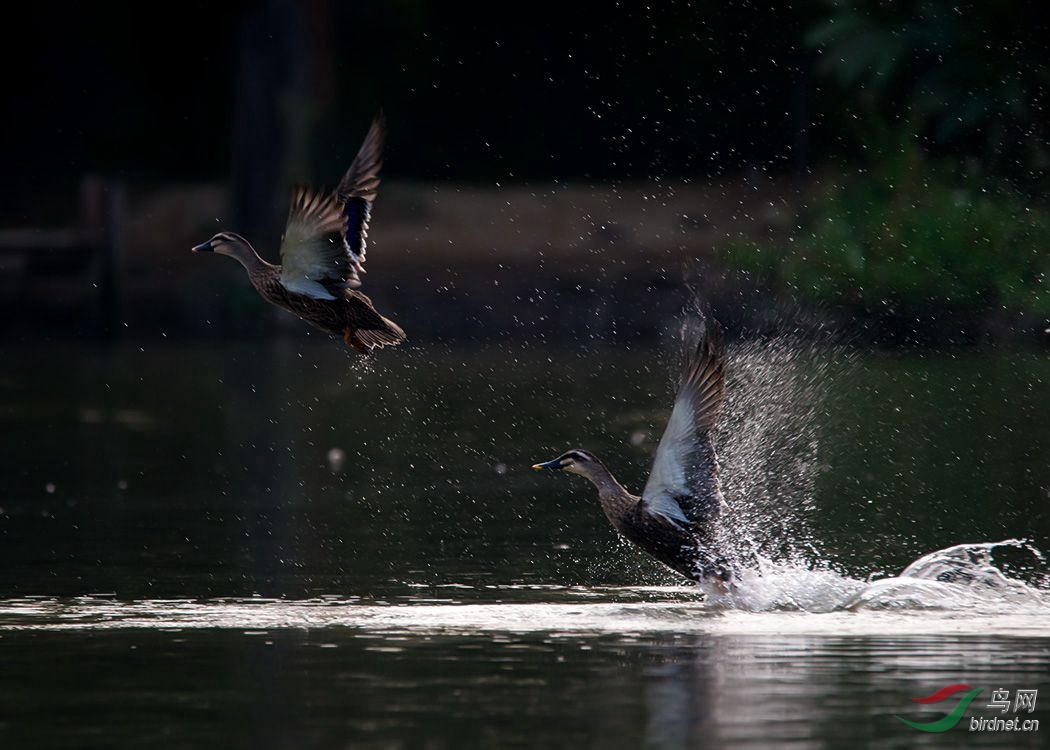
[249,264,404,352]
[602,484,727,583]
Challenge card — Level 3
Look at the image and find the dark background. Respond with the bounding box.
[5,3,813,191]
[5,2,1047,188]
[2,1,1048,346]
[2,0,1048,588]
[1,9,1049,747]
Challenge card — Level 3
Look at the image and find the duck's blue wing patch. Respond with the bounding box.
[337,113,385,289]
[344,199,370,256]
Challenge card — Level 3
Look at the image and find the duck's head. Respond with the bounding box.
[192,232,252,258]
[192,232,263,271]
[532,449,603,478]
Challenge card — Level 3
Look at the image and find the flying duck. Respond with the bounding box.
[533,320,734,588]
[192,114,406,353]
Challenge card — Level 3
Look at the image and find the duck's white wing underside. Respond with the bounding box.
[643,401,723,527]
[644,400,705,526]
[641,323,726,527]
[279,188,348,301]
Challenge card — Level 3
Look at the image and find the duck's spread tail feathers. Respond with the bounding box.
[345,317,406,353]
[342,290,406,353]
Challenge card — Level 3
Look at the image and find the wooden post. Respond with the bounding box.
[78,175,122,339]
[231,0,306,247]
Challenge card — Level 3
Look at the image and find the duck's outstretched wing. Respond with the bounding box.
[278,115,386,299]
[641,320,727,528]
[335,112,385,290]
[278,187,348,300]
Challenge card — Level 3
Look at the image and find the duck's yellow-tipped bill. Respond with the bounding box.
[531,459,562,471]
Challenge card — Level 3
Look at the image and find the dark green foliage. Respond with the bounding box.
[726,1,1050,321]
[723,138,1050,316]
[805,0,1050,172]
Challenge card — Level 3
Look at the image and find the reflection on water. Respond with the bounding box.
[1,342,1049,747]
[0,621,1046,748]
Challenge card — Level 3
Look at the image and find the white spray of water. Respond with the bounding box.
[715,334,830,565]
[685,325,1049,614]
[706,539,1049,613]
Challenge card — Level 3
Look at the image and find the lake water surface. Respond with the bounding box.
[1,341,1048,748]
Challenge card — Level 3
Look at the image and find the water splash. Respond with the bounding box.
[674,322,1048,615]
[847,539,1049,612]
[715,333,839,565]
[708,539,1050,614]
[708,558,864,613]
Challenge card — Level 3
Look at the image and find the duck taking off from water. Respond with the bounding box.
[192,114,406,353]
[533,320,734,588]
